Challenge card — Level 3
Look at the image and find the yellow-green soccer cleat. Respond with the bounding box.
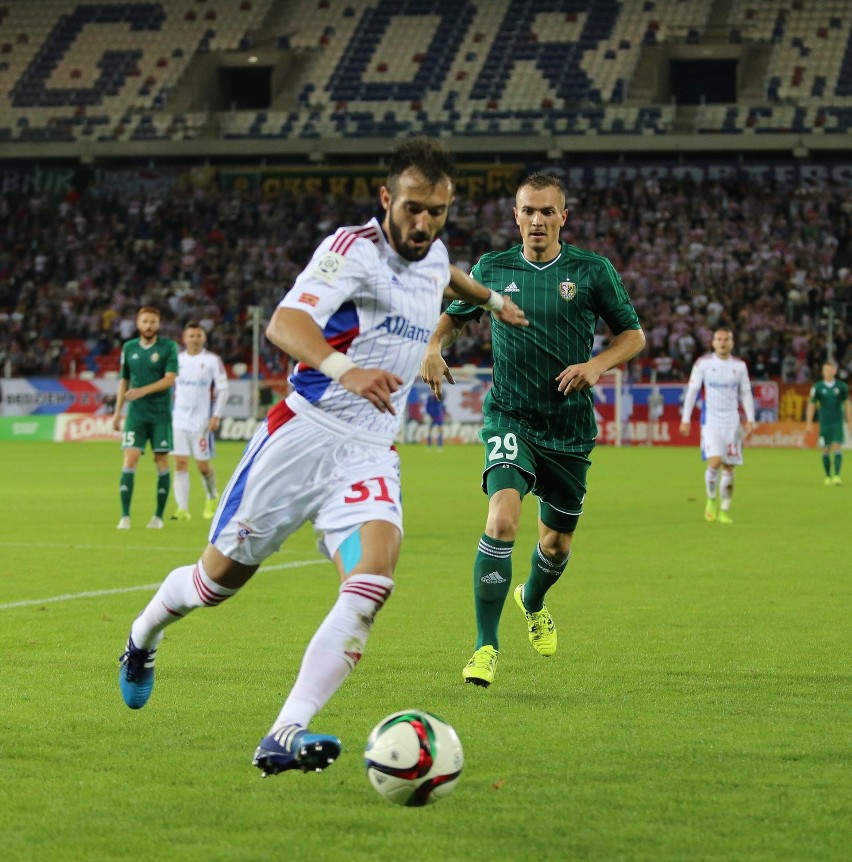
[170,509,192,521]
[704,497,718,522]
[514,585,557,656]
[824,477,833,487]
[832,476,842,486]
[718,510,734,524]
[462,645,498,687]
[203,494,220,520]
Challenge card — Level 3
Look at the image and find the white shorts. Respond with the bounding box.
[701,423,744,466]
[208,408,402,566]
[172,425,215,461]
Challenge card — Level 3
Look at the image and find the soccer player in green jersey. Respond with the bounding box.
[422,173,645,687]
[112,306,179,529]
[805,360,851,486]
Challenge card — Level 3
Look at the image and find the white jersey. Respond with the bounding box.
[681,353,755,430]
[172,349,229,432]
[275,217,449,445]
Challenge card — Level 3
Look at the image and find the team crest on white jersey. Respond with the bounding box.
[313,251,345,284]
[559,281,577,301]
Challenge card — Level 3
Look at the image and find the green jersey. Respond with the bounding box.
[446,242,641,453]
[809,379,849,428]
[119,336,179,423]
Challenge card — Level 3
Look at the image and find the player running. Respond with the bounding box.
[421,172,645,687]
[117,138,527,776]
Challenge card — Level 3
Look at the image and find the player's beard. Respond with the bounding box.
[387,210,433,262]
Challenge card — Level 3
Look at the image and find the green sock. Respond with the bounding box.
[523,544,569,612]
[834,453,842,477]
[120,470,135,517]
[155,471,171,518]
[822,454,832,477]
[473,534,513,650]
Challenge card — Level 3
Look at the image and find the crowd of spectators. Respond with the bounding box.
[0,165,850,385]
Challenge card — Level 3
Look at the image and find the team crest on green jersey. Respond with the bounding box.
[559,281,577,301]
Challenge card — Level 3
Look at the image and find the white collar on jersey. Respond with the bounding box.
[519,247,563,271]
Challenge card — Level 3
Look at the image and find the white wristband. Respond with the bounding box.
[319,351,357,381]
[482,289,505,311]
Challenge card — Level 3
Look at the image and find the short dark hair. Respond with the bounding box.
[517,173,567,208]
[183,321,206,333]
[386,137,457,192]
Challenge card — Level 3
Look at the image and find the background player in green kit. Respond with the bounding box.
[112,306,179,529]
[422,173,646,687]
[805,360,851,486]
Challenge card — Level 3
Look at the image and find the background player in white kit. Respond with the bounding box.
[679,327,755,523]
[171,322,229,521]
[117,137,527,776]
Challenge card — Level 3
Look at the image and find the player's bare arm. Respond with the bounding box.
[267,307,404,415]
[446,265,529,328]
[556,328,646,395]
[125,372,177,402]
[420,313,466,399]
[112,378,128,431]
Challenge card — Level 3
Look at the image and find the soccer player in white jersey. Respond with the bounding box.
[171,323,229,521]
[117,138,527,777]
[679,327,755,523]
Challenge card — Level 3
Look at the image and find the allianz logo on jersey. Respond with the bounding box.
[376,315,431,344]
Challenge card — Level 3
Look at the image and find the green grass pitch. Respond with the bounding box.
[0,440,848,862]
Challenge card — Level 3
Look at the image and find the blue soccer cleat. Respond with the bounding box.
[118,636,157,709]
[252,724,342,776]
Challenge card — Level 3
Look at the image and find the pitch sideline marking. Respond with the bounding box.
[0,559,328,610]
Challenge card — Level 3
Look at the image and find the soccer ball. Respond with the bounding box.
[364,709,464,806]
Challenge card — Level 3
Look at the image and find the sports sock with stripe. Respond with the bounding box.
[271,574,394,731]
[472,534,513,650]
[119,469,135,517]
[523,544,569,613]
[130,560,239,649]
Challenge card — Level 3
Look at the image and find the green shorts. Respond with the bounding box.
[819,422,845,447]
[479,426,591,533]
[121,417,173,453]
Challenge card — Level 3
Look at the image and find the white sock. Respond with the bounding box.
[720,471,734,511]
[130,559,238,649]
[202,469,217,498]
[705,466,720,499]
[271,574,394,732]
[174,470,190,510]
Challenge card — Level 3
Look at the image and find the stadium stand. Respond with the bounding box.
[0,0,850,146]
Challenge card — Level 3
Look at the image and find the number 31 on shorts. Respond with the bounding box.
[343,477,396,504]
